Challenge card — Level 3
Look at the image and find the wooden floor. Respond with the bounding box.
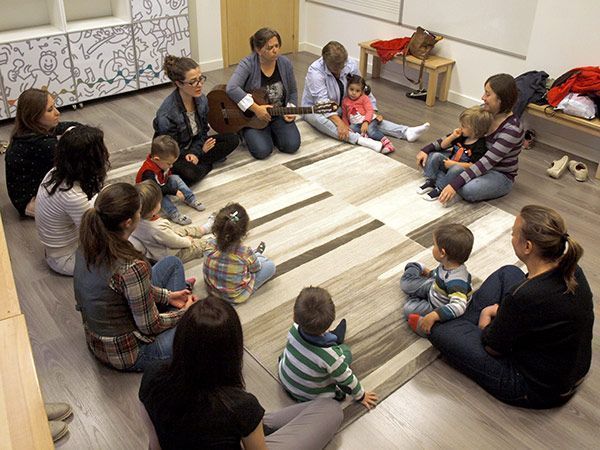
[1,52,599,449]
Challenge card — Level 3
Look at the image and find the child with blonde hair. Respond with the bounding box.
[401,223,474,336]
[129,181,213,263]
[203,203,275,303]
[136,135,205,225]
[278,286,378,409]
[417,106,493,201]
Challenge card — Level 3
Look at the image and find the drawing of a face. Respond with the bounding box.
[39,51,58,75]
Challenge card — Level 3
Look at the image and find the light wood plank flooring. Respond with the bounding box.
[1,52,599,449]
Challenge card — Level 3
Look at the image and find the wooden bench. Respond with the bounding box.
[358,40,455,107]
[526,103,600,179]
[0,211,53,449]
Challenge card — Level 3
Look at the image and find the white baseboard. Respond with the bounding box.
[202,58,224,72]
[299,41,321,55]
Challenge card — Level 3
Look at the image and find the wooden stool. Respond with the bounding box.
[358,40,455,107]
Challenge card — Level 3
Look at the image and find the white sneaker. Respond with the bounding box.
[568,161,588,182]
[357,136,383,152]
[547,155,569,179]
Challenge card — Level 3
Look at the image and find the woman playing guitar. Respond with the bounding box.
[225,28,301,160]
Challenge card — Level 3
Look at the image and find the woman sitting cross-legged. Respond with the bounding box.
[139,295,343,450]
[154,55,239,185]
[226,27,301,159]
[35,125,109,276]
[73,183,196,371]
[5,88,81,217]
[417,73,524,204]
[428,205,594,408]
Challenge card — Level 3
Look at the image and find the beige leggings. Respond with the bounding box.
[174,228,211,263]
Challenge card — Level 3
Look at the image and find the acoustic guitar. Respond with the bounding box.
[207,84,338,134]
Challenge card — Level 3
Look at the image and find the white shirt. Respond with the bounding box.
[35,170,96,259]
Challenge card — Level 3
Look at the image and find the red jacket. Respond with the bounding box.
[135,155,177,196]
[547,66,600,107]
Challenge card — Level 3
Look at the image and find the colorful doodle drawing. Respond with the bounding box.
[68,25,138,102]
[0,34,77,116]
[131,0,188,21]
[134,16,191,88]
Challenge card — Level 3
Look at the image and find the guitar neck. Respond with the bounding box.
[268,106,319,116]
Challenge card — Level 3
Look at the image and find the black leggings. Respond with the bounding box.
[172,133,239,185]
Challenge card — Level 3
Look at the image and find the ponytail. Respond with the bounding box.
[79,183,143,269]
[559,235,584,294]
[519,205,583,294]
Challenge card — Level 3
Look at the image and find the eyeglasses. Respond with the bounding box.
[182,75,207,86]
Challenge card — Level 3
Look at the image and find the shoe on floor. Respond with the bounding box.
[169,212,192,225]
[49,420,69,442]
[255,241,266,254]
[186,199,206,211]
[45,402,73,422]
[417,179,436,195]
[547,155,569,179]
[424,188,441,201]
[568,161,588,182]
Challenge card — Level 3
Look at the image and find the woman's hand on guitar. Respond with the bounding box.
[186,154,199,164]
[251,103,272,122]
[202,137,216,153]
[283,114,296,122]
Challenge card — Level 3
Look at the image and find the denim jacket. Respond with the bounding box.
[153,89,210,156]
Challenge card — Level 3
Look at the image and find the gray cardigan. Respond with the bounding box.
[226,53,298,107]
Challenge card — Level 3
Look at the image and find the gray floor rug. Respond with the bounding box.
[108,120,520,427]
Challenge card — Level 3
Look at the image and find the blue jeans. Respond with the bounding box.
[161,175,197,217]
[253,254,276,290]
[400,262,435,318]
[130,256,187,371]
[426,265,559,407]
[243,117,301,160]
[435,165,514,202]
[349,122,385,141]
[423,151,452,180]
[304,112,408,143]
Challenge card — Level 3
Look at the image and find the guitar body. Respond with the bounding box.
[207,85,272,134]
[207,85,338,134]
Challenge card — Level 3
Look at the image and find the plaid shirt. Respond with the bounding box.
[203,238,261,303]
[84,260,184,370]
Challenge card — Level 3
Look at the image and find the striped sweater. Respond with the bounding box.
[448,115,523,191]
[278,324,364,402]
[429,264,473,321]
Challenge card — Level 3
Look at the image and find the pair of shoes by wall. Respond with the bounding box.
[46,402,73,442]
[547,155,588,181]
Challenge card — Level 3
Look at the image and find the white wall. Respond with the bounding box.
[189,0,223,72]
[298,0,600,159]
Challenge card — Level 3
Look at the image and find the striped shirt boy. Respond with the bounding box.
[429,264,473,321]
[278,324,364,402]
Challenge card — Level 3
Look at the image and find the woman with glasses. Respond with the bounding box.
[226,27,301,160]
[154,55,239,185]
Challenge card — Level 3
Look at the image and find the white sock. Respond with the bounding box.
[199,214,215,234]
[405,122,430,142]
[357,136,383,152]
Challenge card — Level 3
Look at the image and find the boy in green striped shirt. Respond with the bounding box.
[278,287,378,409]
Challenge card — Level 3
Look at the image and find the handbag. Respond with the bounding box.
[402,27,443,87]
